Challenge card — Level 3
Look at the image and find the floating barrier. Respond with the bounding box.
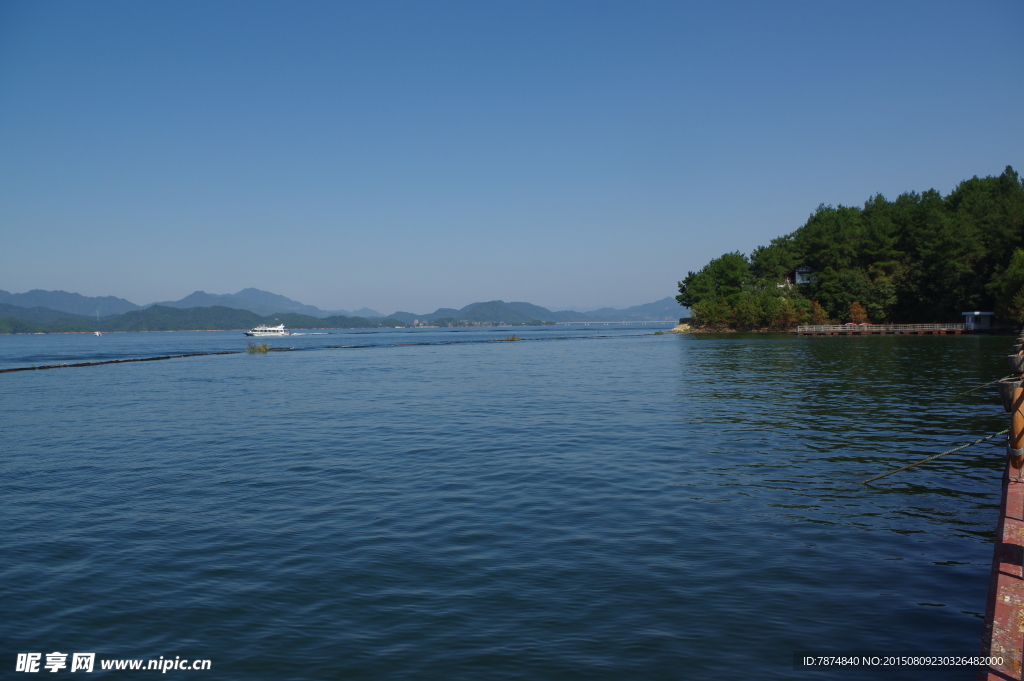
[0,332,670,375]
[0,351,242,374]
[998,378,1024,413]
[1009,354,1024,374]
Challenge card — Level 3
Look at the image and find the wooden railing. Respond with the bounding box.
[797,323,966,333]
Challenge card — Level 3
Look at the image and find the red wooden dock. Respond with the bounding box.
[979,462,1024,680]
[797,324,965,336]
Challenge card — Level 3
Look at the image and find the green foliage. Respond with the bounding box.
[0,317,46,334]
[749,237,798,282]
[863,272,897,322]
[676,251,750,308]
[690,296,733,329]
[678,166,1024,329]
[994,248,1024,323]
[731,292,761,330]
[246,342,269,353]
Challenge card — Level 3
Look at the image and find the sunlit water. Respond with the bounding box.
[0,325,1015,679]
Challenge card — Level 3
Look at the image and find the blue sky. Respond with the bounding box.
[1,1,1021,314]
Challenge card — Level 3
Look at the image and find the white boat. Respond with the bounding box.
[94,331,102,336]
[244,324,291,337]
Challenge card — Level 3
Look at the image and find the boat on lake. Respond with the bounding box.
[244,324,291,337]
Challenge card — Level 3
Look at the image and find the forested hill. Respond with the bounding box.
[677,166,1024,329]
[0,305,412,334]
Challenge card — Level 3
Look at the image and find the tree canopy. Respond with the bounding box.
[677,166,1024,329]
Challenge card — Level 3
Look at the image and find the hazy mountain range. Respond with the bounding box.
[388,298,682,324]
[0,287,379,319]
[147,288,383,318]
[0,288,684,324]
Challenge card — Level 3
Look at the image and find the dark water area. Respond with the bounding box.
[0,325,1016,679]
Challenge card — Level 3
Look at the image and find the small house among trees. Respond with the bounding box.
[786,265,814,285]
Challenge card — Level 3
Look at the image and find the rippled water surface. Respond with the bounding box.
[1,326,1016,679]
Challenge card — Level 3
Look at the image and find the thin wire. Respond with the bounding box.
[944,375,1016,401]
[861,430,1009,485]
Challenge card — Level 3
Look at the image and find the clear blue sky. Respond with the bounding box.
[1,1,1021,314]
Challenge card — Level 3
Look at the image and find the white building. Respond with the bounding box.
[793,265,814,285]
[962,311,994,330]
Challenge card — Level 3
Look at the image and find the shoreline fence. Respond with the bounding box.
[796,324,965,335]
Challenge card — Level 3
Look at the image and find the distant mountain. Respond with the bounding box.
[500,302,584,322]
[257,311,406,329]
[0,289,142,317]
[583,297,684,321]
[233,289,382,317]
[0,303,94,324]
[455,302,533,324]
[350,307,384,318]
[150,289,332,317]
[504,303,596,322]
[111,305,265,332]
[230,288,330,315]
[148,288,383,318]
[388,309,453,323]
[388,298,684,324]
[0,286,684,327]
[389,301,549,324]
[0,304,414,334]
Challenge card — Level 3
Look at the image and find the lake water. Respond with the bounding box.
[0,325,1016,679]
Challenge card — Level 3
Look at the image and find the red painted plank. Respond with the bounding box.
[979,462,1024,680]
